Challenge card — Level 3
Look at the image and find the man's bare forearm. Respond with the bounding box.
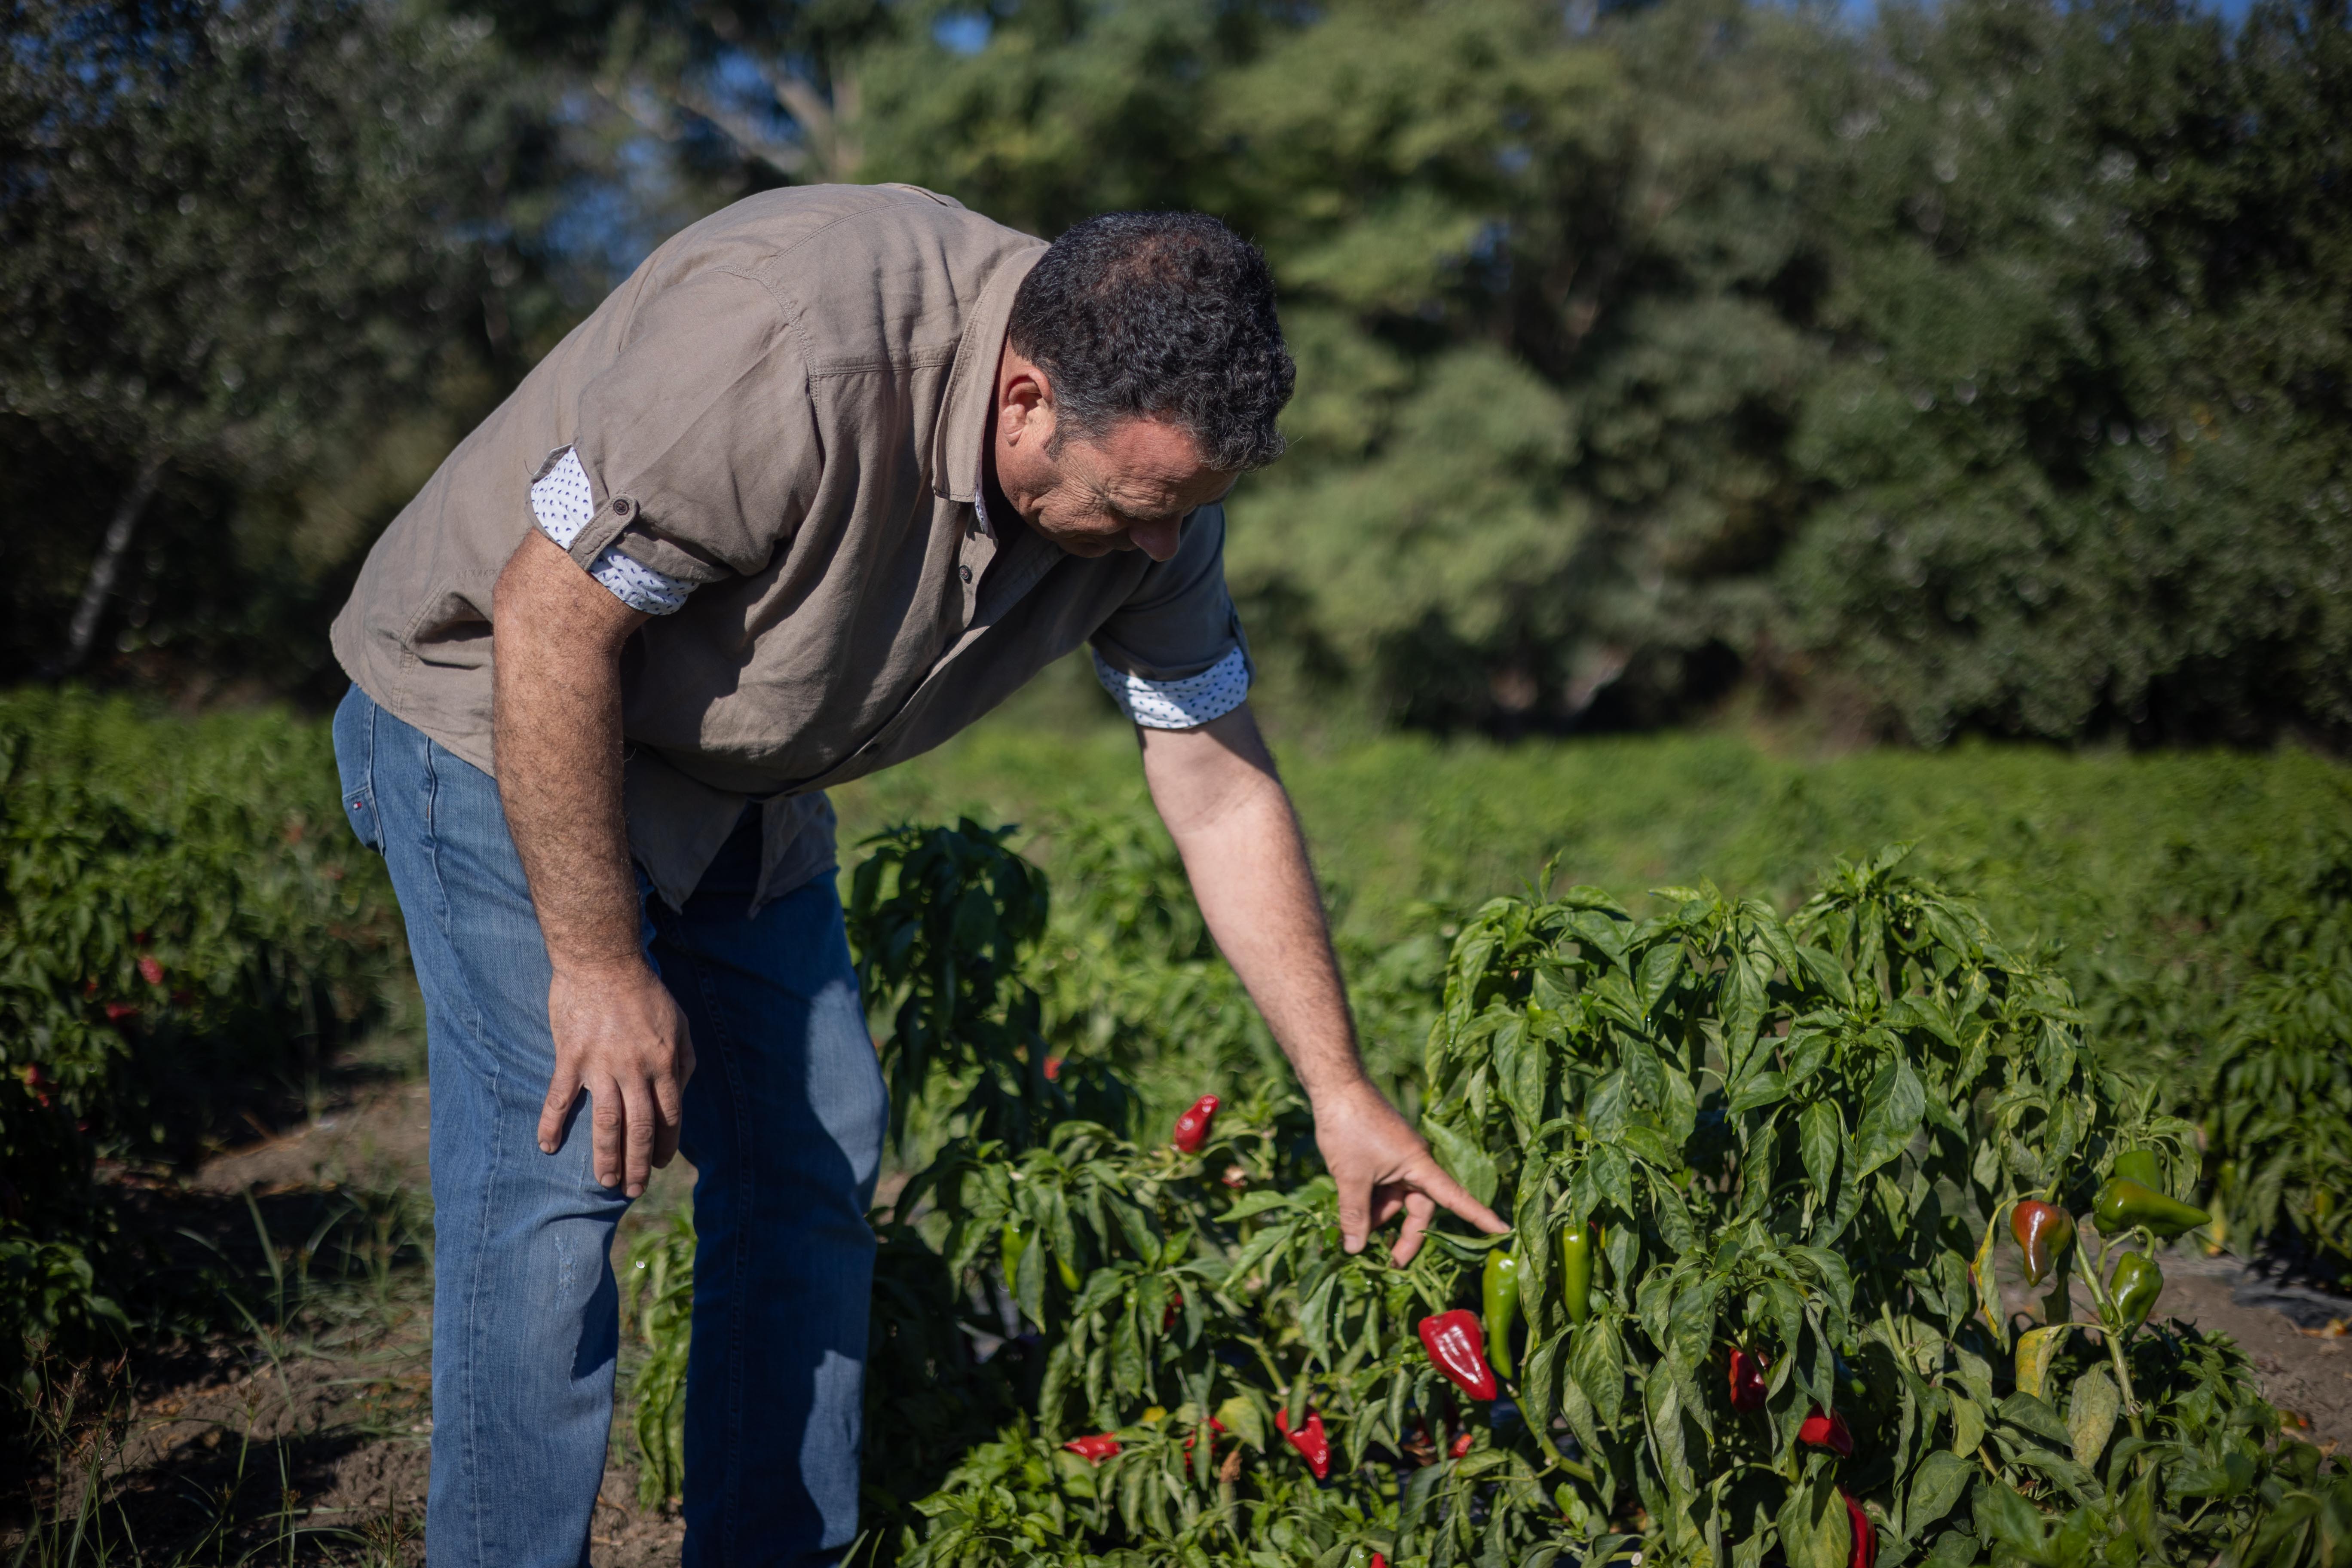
[492,530,649,973]
[1137,706,1366,1094]
[1139,702,1502,1261]
[493,532,690,1195]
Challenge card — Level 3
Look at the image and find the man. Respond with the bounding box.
[328,185,1504,1568]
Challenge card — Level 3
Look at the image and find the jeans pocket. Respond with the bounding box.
[332,686,386,854]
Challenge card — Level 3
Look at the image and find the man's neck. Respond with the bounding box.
[978,441,1017,536]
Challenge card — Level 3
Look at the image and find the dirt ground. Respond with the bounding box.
[15,1069,2352,1564]
[8,1066,694,1567]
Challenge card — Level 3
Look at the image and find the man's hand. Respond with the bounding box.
[1313,1077,1505,1265]
[537,959,695,1195]
[496,530,691,1199]
[1140,704,1504,1265]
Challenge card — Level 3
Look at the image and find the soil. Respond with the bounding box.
[6,1068,695,1567]
[14,1069,2352,1564]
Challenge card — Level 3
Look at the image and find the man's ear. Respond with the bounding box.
[996,356,1057,449]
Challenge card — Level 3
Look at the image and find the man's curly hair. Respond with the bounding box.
[1007,211,1295,472]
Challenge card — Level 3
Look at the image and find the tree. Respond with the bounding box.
[0,0,497,674]
[1782,0,2352,746]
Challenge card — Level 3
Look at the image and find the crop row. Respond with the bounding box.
[616,829,2351,1566]
[2,696,2348,1562]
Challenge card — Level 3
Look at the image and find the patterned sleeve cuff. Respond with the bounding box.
[1092,646,1251,729]
[530,447,694,616]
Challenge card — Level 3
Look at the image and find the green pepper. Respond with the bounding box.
[2111,1149,2164,1190]
[1001,1217,1028,1285]
[2093,1178,2210,1240]
[1056,1247,1082,1291]
[1558,1217,1594,1326]
[1482,1246,1522,1377]
[2110,1250,2162,1328]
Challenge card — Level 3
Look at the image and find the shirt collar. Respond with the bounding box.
[932,243,1046,505]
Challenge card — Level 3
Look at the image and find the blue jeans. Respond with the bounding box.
[333,686,885,1568]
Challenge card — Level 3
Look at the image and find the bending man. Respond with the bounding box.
[328,188,1503,1568]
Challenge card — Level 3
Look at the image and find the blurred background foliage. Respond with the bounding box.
[3,0,2348,745]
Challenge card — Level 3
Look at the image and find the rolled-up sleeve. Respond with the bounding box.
[1089,502,1253,729]
[548,268,821,587]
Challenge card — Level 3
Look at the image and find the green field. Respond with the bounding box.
[10,689,2352,1558]
[839,676,2352,964]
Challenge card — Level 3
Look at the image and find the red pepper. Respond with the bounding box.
[1163,1290,1182,1332]
[1449,1429,1474,1458]
[1185,1420,1223,1476]
[1274,1407,1332,1479]
[103,1001,138,1023]
[1171,1094,1220,1152]
[138,955,164,986]
[2010,1200,2075,1287]
[1417,1311,1498,1401]
[1728,1347,1767,1412]
[1063,1433,1121,1463]
[1799,1407,1855,1457]
[1843,1489,1875,1568]
[1042,1055,1064,1081]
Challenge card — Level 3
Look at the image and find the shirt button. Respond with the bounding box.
[959,564,973,584]
[612,497,633,516]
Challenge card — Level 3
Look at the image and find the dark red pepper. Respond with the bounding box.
[138,955,164,986]
[2010,1200,2076,1287]
[1799,1407,1855,1457]
[1275,1408,1332,1479]
[1728,1347,1767,1412]
[1843,1489,1875,1568]
[1417,1311,1498,1401]
[1063,1433,1121,1463]
[1163,1289,1182,1332]
[1449,1429,1474,1458]
[1171,1094,1220,1152]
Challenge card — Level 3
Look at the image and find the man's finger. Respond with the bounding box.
[1370,1186,1407,1230]
[1335,1169,1374,1254]
[619,1076,658,1196]
[589,1072,626,1190]
[651,1069,685,1170]
[1409,1155,1508,1234]
[1391,1189,1438,1267]
[538,1060,583,1155]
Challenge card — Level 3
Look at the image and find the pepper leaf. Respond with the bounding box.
[2067,1366,2119,1472]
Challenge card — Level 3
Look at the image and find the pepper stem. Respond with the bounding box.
[2077,1240,2146,1439]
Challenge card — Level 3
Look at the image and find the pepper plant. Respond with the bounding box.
[626,824,2352,1566]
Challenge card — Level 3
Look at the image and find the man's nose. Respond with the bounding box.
[1131,518,1182,562]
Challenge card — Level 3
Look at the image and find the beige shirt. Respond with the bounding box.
[332,184,1251,907]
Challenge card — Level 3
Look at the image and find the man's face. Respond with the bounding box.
[991,348,1236,561]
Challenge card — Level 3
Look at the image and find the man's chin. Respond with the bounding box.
[1044,533,1123,559]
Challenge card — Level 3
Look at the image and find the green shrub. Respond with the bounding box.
[0,689,400,1389]
[2101,834,2352,1263]
[618,816,2347,1563]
